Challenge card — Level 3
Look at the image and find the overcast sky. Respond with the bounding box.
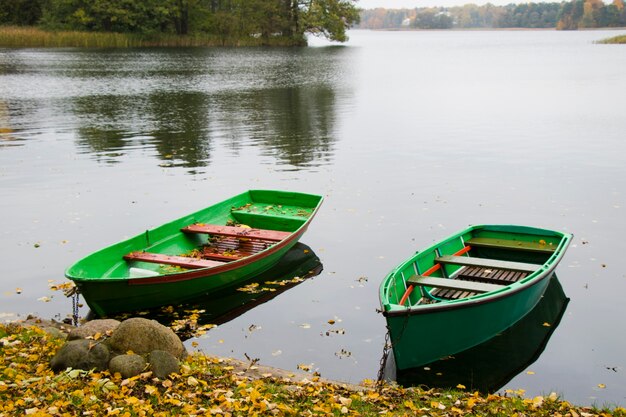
[357,0,544,7]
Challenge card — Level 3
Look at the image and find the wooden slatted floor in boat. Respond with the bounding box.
[455,265,529,285]
[429,265,529,300]
[199,236,275,262]
[124,224,281,268]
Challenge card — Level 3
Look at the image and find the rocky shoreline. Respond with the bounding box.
[16,315,367,390]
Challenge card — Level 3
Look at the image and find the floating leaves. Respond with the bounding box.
[334,349,352,359]
[238,283,264,294]
[237,277,305,294]
[324,328,345,337]
[296,363,314,372]
[169,309,217,339]
[247,324,261,333]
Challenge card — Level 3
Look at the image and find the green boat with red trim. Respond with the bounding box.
[379,224,572,371]
[66,190,323,317]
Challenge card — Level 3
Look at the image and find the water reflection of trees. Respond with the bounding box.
[216,87,336,168]
[72,84,338,170]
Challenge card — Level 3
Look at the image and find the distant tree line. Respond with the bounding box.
[358,0,626,30]
[0,0,360,45]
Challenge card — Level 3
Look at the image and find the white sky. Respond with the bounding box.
[357,0,545,7]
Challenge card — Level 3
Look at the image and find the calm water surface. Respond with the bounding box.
[2,29,626,406]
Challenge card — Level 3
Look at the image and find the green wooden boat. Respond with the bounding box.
[66,190,323,317]
[379,224,572,371]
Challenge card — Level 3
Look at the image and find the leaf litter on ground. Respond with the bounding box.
[1,323,625,417]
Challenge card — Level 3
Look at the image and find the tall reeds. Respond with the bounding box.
[0,26,301,48]
[0,26,137,47]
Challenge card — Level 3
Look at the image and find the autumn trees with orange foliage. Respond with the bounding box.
[557,0,625,29]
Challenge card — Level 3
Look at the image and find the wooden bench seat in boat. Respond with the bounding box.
[466,237,556,254]
[124,252,225,269]
[435,255,540,273]
[181,224,290,242]
[407,275,504,294]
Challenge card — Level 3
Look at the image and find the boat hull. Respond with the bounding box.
[390,276,569,392]
[66,190,323,317]
[379,224,572,371]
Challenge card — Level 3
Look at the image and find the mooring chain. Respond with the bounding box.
[376,329,391,388]
[70,288,80,326]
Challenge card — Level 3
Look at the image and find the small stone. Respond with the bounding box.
[108,354,147,379]
[43,327,67,340]
[50,340,110,372]
[148,350,180,378]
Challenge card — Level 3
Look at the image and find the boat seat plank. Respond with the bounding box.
[407,275,504,293]
[466,237,556,253]
[124,252,225,269]
[182,224,290,242]
[436,255,540,273]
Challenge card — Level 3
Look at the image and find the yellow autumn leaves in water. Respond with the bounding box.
[1,324,625,417]
[237,277,305,294]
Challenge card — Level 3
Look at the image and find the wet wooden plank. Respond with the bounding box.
[467,237,556,253]
[407,275,504,293]
[436,255,540,273]
[124,252,225,269]
[182,224,290,242]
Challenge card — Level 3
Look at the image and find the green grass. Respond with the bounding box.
[0,26,303,48]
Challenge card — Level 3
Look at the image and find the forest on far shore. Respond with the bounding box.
[357,0,626,30]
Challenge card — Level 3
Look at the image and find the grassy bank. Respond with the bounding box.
[598,34,626,43]
[1,324,624,416]
[0,26,302,48]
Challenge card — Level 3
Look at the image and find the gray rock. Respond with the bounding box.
[50,339,110,372]
[108,354,147,379]
[148,350,180,379]
[106,318,186,359]
[43,326,67,340]
[68,319,121,341]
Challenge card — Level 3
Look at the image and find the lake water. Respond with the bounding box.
[1,29,625,406]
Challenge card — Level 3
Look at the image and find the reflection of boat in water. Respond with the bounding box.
[100,242,322,330]
[383,276,569,393]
